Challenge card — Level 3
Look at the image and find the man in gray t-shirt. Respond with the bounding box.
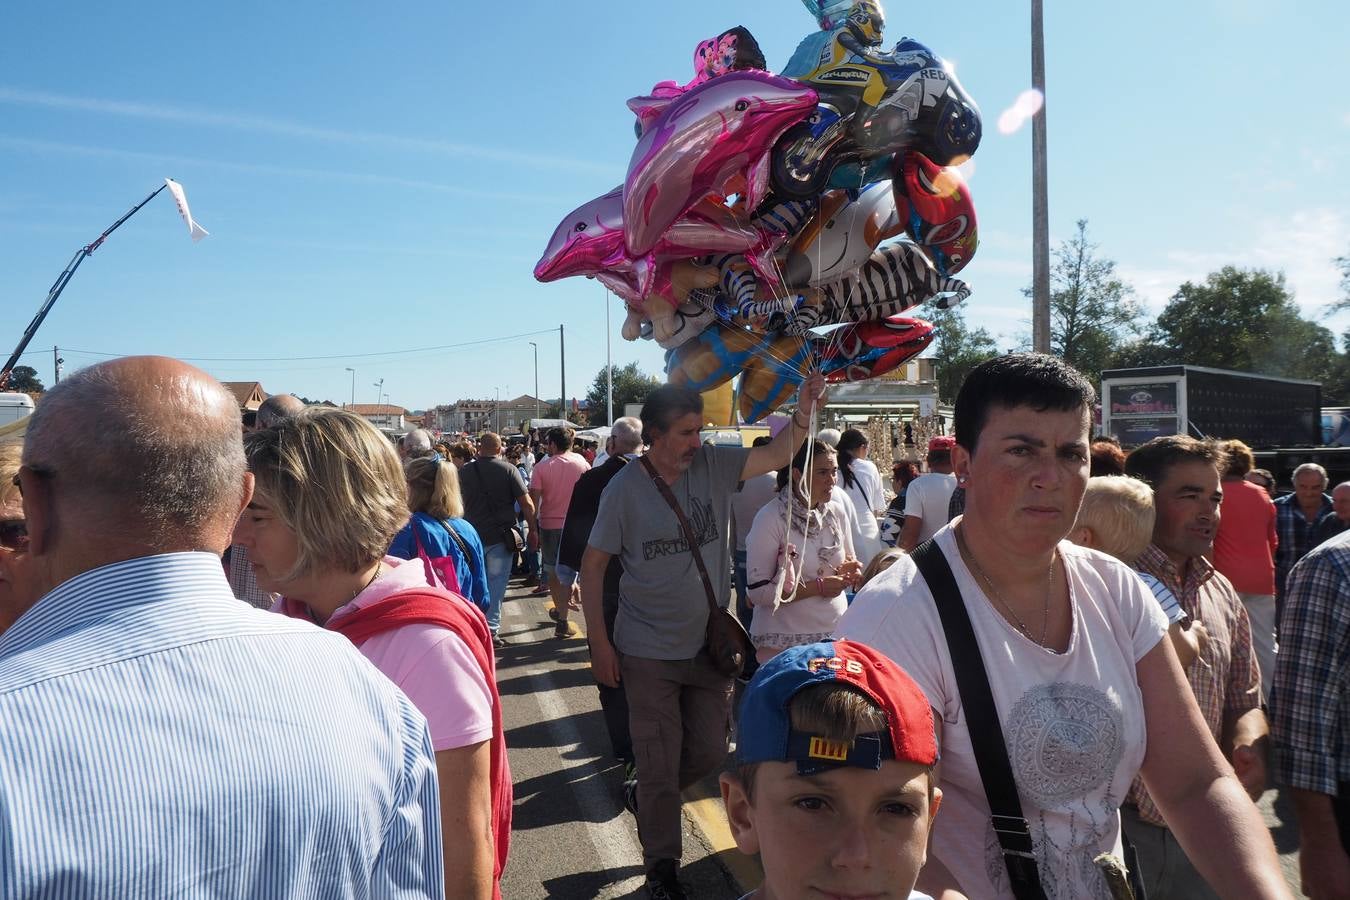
[581,374,824,900]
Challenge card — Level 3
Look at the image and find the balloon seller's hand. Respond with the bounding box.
[590,638,621,688]
[798,370,826,418]
[1231,742,1266,802]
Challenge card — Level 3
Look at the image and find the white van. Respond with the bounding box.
[0,392,35,426]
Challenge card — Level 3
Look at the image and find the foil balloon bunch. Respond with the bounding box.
[534,3,982,422]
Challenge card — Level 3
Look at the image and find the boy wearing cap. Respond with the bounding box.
[898,437,958,552]
[720,639,942,900]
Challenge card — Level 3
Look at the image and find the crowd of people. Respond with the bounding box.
[0,350,1346,899]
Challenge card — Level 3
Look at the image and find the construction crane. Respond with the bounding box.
[0,182,169,390]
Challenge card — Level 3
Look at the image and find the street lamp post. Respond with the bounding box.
[604,287,613,425]
[494,387,500,434]
[373,378,383,405]
[529,341,540,425]
[345,367,355,406]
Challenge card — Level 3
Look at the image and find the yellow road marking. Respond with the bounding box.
[682,776,763,893]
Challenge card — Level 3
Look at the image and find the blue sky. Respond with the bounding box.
[1,1,1346,411]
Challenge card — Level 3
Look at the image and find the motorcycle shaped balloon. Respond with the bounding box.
[771,37,981,200]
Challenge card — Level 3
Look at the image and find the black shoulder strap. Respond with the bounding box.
[439,518,475,579]
[910,538,1048,900]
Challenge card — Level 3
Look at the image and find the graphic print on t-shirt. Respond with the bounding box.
[641,496,719,561]
[983,681,1126,900]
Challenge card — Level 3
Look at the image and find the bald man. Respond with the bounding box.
[255,392,306,429]
[1314,481,1350,546]
[2,357,443,897]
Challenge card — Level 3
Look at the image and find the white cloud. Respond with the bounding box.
[1119,208,1348,322]
[0,136,564,205]
[0,86,615,177]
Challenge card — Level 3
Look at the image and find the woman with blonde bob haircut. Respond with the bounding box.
[390,457,490,611]
[235,409,511,900]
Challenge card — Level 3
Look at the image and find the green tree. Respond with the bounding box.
[1320,330,1350,405]
[924,305,999,403]
[1330,251,1350,313]
[584,362,660,425]
[5,365,44,393]
[1023,219,1141,386]
[1138,267,1338,384]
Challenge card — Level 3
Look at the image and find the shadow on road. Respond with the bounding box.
[506,709,610,754]
[539,864,645,898]
[498,664,598,697]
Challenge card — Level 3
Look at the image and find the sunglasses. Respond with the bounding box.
[0,519,27,552]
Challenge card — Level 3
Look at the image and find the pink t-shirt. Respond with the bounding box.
[531,452,590,529]
[320,557,493,752]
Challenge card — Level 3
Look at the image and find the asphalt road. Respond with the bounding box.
[496,576,749,900]
[494,573,1304,898]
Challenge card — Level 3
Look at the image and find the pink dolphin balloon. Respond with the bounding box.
[623,71,817,257]
[533,186,627,283]
[535,189,783,300]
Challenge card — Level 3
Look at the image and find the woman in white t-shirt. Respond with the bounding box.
[837,353,1288,900]
[835,428,885,560]
[746,440,862,662]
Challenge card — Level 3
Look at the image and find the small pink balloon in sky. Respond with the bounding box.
[997,89,1045,135]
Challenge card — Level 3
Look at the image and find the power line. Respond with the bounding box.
[51,327,560,364]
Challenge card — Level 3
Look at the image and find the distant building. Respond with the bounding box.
[431,395,542,435]
[345,403,409,432]
[220,381,268,411]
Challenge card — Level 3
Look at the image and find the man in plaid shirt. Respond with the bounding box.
[1122,436,1266,899]
[1271,529,1350,898]
[1273,463,1335,607]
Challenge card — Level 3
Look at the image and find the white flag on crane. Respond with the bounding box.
[164,178,209,242]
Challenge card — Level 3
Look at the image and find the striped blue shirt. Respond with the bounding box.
[0,552,444,899]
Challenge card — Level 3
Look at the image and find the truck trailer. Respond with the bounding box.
[1099,365,1350,485]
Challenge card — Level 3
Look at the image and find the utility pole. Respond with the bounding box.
[529,341,540,423]
[53,346,64,384]
[1031,0,1051,353]
[559,324,567,423]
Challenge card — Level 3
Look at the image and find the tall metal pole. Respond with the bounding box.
[345,367,355,406]
[53,346,63,385]
[373,378,383,405]
[605,289,613,425]
[559,324,567,422]
[1031,0,1052,353]
[529,342,540,423]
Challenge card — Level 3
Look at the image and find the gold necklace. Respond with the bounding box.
[956,528,1055,646]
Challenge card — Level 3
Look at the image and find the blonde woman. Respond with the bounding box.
[390,457,490,612]
[234,409,510,900]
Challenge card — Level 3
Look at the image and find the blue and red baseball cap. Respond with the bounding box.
[737,639,938,773]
